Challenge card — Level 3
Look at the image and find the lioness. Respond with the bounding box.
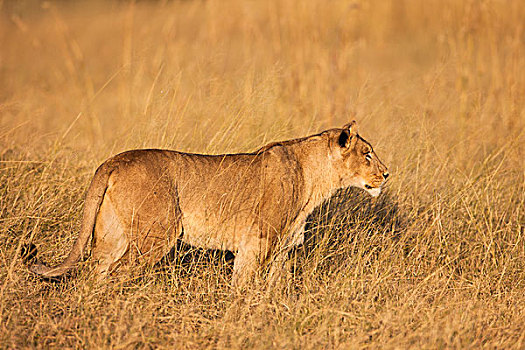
[26,121,388,285]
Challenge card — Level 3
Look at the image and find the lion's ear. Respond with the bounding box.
[343,120,358,136]
[338,121,358,148]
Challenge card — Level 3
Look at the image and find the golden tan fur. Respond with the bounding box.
[27,121,388,285]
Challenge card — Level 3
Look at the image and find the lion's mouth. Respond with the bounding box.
[364,184,374,190]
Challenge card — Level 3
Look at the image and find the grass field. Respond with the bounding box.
[1,0,524,348]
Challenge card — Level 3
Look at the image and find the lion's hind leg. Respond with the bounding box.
[91,194,129,279]
[91,166,182,280]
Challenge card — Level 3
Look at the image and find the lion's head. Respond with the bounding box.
[328,121,389,197]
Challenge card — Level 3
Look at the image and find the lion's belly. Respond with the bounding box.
[180,211,250,252]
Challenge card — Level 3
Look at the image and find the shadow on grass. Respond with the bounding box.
[303,187,407,251]
[283,186,409,282]
[158,241,235,278]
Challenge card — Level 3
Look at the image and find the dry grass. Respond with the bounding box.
[1,0,524,348]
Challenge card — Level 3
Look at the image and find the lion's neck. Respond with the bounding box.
[290,142,339,211]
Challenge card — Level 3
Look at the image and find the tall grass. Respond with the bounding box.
[1,0,524,348]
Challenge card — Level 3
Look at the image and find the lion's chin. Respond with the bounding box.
[364,185,381,197]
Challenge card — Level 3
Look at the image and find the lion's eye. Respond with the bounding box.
[365,153,372,161]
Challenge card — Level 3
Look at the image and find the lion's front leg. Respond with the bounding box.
[267,250,289,287]
[267,220,306,286]
[232,236,271,287]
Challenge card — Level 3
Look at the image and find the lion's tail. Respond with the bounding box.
[23,164,112,278]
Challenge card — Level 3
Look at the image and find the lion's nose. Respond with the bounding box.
[383,172,389,180]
